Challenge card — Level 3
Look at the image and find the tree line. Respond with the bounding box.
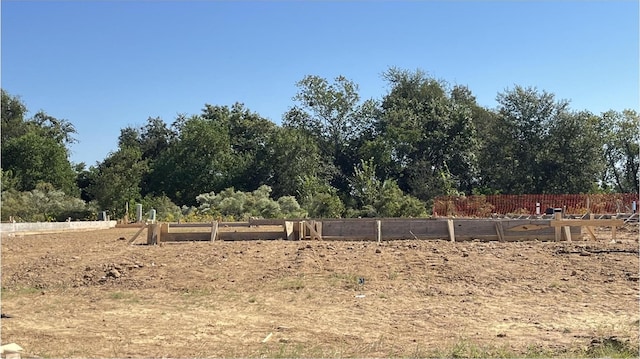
[2,68,638,221]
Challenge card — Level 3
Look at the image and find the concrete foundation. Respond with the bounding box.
[1,221,117,235]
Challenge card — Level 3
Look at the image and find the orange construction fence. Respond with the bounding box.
[432,193,639,217]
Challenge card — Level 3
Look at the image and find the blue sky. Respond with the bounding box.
[2,1,638,166]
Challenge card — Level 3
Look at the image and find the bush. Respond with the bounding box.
[195,185,307,220]
[1,183,97,222]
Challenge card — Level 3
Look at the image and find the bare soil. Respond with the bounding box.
[1,225,639,358]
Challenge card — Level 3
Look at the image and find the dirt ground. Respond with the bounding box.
[1,224,639,358]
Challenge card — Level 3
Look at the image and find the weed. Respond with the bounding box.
[280,278,305,290]
[1,286,42,299]
[108,291,139,303]
[580,336,639,358]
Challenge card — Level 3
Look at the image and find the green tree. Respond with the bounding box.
[150,113,234,206]
[542,110,606,193]
[601,109,639,193]
[1,90,78,195]
[200,103,276,191]
[2,131,77,194]
[377,68,478,201]
[284,75,378,193]
[264,127,324,199]
[88,146,148,218]
[1,89,28,144]
[480,86,568,193]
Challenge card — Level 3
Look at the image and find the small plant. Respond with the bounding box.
[280,278,305,291]
[108,291,138,302]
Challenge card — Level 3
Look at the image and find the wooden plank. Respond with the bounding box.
[164,232,211,241]
[447,219,455,242]
[159,222,169,244]
[298,221,305,240]
[147,223,159,245]
[306,220,321,240]
[506,224,549,231]
[585,226,597,241]
[563,226,572,242]
[127,223,147,245]
[550,219,624,227]
[495,222,504,242]
[376,220,381,244]
[171,222,249,228]
[218,231,285,241]
[285,221,295,240]
[554,212,562,242]
[211,221,218,242]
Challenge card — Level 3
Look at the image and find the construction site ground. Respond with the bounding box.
[1,224,639,358]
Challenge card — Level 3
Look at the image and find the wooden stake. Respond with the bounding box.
[376,220,382,244]
[562,226,572,242]
[495,222,505,242]
[147,223,159,245]
[447,219,455,242]
[554,212,562,242]
[127,223,147,245]
[211,220,218,242]
[285,221,294,240]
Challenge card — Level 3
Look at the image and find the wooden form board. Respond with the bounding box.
[317,218,580,242]
[144,218,591,243]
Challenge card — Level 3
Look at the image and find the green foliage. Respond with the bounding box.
[284,74,378,195]
[1,90,78,196]
[378,67,478,201]
[347,158,427,217]
[140,194,181,222]
[601,109,639,193]
[2,131,78,195]
[1,183,96,222]
[264,127,324,198]
[195,185,306,220]
[298,175,345,218]
[87,146,148,218]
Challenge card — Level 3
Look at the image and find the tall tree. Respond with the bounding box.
[601,109,639,193]
[87,146,148,217]
[1,90,78,195]
[283,75,378,193]
[480,86,569,194]
[542,110,606,193]
[264,127,324,199]
[377,68,478,201]
[150,113,234,206]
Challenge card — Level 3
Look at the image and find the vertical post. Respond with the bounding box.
[376,220,381,244]
[285,221,294,240]
[632,201,637,214]
[298,221,305,240]
[554,210,562,241]
[124,201,129,224]
[447,219,455,242]
[211,220,218,242]
[159,222,169,244]
[535,202,540,215]
[150,209,157,224]
[147,223,159,245]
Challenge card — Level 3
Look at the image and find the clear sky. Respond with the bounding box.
[2,1,638,166]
